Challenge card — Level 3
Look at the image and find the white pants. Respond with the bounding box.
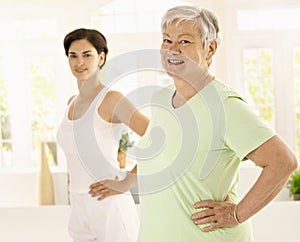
[69,192,139,242]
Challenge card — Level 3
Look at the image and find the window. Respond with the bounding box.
[232,4,300,161]
[0,71,12,168]
[237,8,300,31]
[0,18,57,40]
[294,48,300,159]
[0,19,58,169]
[243,48,274,126]
[29,59,57,167]
[91,0,187,33]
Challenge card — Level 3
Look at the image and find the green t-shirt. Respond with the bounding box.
[136,79,276,242]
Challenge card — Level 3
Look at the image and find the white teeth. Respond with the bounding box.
[168,59,184,64]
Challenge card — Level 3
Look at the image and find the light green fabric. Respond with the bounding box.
[137,79,276,242]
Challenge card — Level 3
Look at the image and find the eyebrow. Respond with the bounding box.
[68,50,93,55]
[163,33,195,38]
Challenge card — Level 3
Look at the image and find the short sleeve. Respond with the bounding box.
[224,96,276,160]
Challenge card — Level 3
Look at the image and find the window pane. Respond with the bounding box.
[114,0,136,14]
[0,18,57,40]
[28,59,57,167]
[91,0,188,34]
[237,8,300,31]
[115,14,136,33]
[92,15,115,33]
[0,73,12,168]
[294,48,300,160]
[243,48,274,126]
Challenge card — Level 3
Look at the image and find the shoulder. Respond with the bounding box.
[106,90,124,99]
[67,95,76,105]
[211,79,245,101]
[104,90,126,105]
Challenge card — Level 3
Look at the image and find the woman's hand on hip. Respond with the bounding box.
[192,198,240,232]
[88,177,128,201]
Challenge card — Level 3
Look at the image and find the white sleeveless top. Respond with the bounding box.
[57,88,125,193]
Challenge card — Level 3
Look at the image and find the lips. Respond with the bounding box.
[167,58,184,65]
[75,68,87,73]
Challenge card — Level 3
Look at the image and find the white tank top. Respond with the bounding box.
[57,88,125,193]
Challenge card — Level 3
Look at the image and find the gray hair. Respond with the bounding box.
[161,5,221,49]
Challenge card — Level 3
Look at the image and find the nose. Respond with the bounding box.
[168,42,181,54]
[76,56,84,66]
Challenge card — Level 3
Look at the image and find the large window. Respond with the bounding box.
[91,0,187,33]
[243,48,274,127]
[0,70,12,168]
[294,48,300,159]
[0,19,58,169]
[232,4,300,161]
[29,59,57,167]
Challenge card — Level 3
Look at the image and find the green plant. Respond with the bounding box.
[287,168,300,196]
[118,131,134,153]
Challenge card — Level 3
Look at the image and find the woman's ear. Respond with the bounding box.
[206,40,218,66]
[98,51,106,68]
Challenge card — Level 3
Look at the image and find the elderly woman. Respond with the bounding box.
[136,5,298,242]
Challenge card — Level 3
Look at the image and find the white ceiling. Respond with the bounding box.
[0,0,110,8]
[0,0,62,7]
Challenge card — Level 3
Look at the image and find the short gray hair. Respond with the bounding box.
[161,5,221,49]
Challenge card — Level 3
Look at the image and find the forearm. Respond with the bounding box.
[236,170,287,223]
[236,164,294,223]
[236,135,298,223]
[122,165,137,191]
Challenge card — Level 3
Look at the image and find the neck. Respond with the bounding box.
[173,73,214,100]
[77,78,104,100]
[174,80,197,101]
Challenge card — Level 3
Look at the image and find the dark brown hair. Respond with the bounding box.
[63,28,108,68]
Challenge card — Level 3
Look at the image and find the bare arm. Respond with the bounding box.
[106,90,149,189]
[235,135,298,223]
[89,90,149,200]
[192,135,297,231]
[101,90,149,136]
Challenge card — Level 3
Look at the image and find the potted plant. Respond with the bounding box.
[117,131,134,168]
[287,168,300,201]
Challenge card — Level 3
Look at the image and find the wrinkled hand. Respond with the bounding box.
[89,177,128,201]
[192,196,239,232]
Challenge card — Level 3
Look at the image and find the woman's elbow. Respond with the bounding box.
[283,150,298,176]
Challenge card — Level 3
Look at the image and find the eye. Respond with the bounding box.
[179,39,191,45]
[162,38,172,44]
[68,54,77,58]
[83,53,91,58]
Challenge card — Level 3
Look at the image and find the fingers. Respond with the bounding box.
[89,186,109,197]
[89,181,102,189]
[88,180,123,201]
[97,193,108,201]
[192,200,237,232]
[192,207,215,221]
[193,200,218,209]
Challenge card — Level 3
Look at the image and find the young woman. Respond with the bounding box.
[57,28,149,242]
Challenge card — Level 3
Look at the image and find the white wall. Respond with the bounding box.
[0,206,72,242]
[0,161,292,208]
[0,203,299,242]
[0,169,69,206]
